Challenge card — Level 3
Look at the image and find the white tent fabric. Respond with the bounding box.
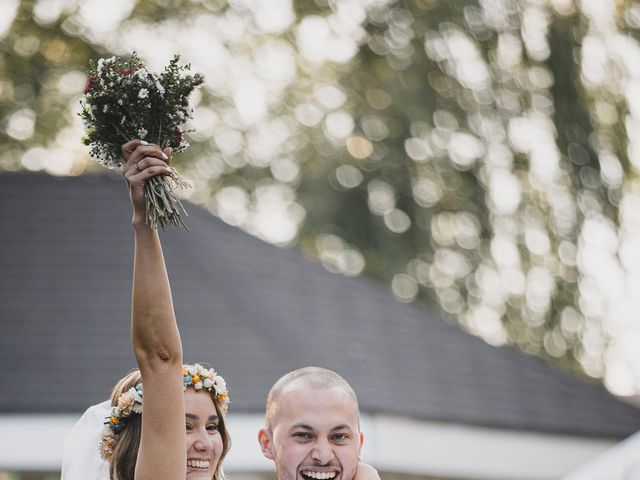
[561,431,640,480]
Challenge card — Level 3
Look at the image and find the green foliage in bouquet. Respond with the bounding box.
[80,52,204,229]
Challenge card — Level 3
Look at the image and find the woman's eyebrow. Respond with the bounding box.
[185,414,219,421]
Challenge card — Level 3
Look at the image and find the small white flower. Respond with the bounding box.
[155,80,165,96]
[203,378,214,389]
[117,99,123,105]
[214,376,227,392]
[194,381,203,390]
[130,387,143,402]
[138,88,149,99]
[103,105,108,113]
[137,128,148,139]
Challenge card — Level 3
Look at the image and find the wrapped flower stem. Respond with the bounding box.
[80,52,204,229]
[145,173,190,230]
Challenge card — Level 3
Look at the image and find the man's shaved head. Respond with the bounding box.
[265,366,359,430]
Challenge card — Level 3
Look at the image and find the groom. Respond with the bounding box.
[258,367,364,480]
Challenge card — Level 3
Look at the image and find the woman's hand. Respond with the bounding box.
[121,139,172,227]
[355,463,381,480]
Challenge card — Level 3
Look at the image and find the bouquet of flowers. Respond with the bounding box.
[80,52,204,229]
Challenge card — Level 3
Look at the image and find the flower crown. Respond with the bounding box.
[100,364,229,460]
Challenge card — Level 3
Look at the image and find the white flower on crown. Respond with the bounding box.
[131,387,143,403]
[214,376,226,393]
[117,391,135,413]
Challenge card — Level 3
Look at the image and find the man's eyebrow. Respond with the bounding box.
[288,423,354,432]
[290,423,314,430]
[330,424,354,432]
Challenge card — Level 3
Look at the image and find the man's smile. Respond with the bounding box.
[300,469,339,480]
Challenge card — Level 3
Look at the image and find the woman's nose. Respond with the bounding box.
[193,429,213,451]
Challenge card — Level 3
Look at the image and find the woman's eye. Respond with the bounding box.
[185,424,193,431]
[206,424,219,432]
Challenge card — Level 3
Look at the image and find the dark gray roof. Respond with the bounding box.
[1,172,639,439]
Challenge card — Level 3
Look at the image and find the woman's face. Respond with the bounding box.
[184,389,224,479]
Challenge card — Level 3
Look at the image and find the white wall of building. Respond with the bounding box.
[0,413,616,479]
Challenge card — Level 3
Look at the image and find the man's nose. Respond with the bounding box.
[311,439,334,464]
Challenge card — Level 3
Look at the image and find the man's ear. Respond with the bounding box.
[358,432,364,454]
[258,427,275,460]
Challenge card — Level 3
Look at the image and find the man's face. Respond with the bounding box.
[258,385,363,480]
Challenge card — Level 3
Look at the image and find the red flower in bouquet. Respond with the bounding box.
[174,130,184,149]
[83,76,94,94]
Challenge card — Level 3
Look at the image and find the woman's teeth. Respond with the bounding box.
[302,471,337,479]
[187,459,210,469]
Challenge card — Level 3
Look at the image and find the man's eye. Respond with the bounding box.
[293,432,312,440]
[332,433,348,442]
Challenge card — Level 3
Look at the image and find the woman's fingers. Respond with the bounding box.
[127,145,168,168]
[163,147,172,165]
[134,156,169,172]
[121,139,149,163]
[124,157,172,183]
[121,140,172,176]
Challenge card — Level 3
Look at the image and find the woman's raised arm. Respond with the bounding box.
[121,139,185,480]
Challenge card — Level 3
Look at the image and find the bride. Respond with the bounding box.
[62,140,380,480]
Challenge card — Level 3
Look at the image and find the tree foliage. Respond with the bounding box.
[3,0,640,393]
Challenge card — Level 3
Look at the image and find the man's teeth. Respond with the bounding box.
[302,471,337,479]
[187,459,210,469]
